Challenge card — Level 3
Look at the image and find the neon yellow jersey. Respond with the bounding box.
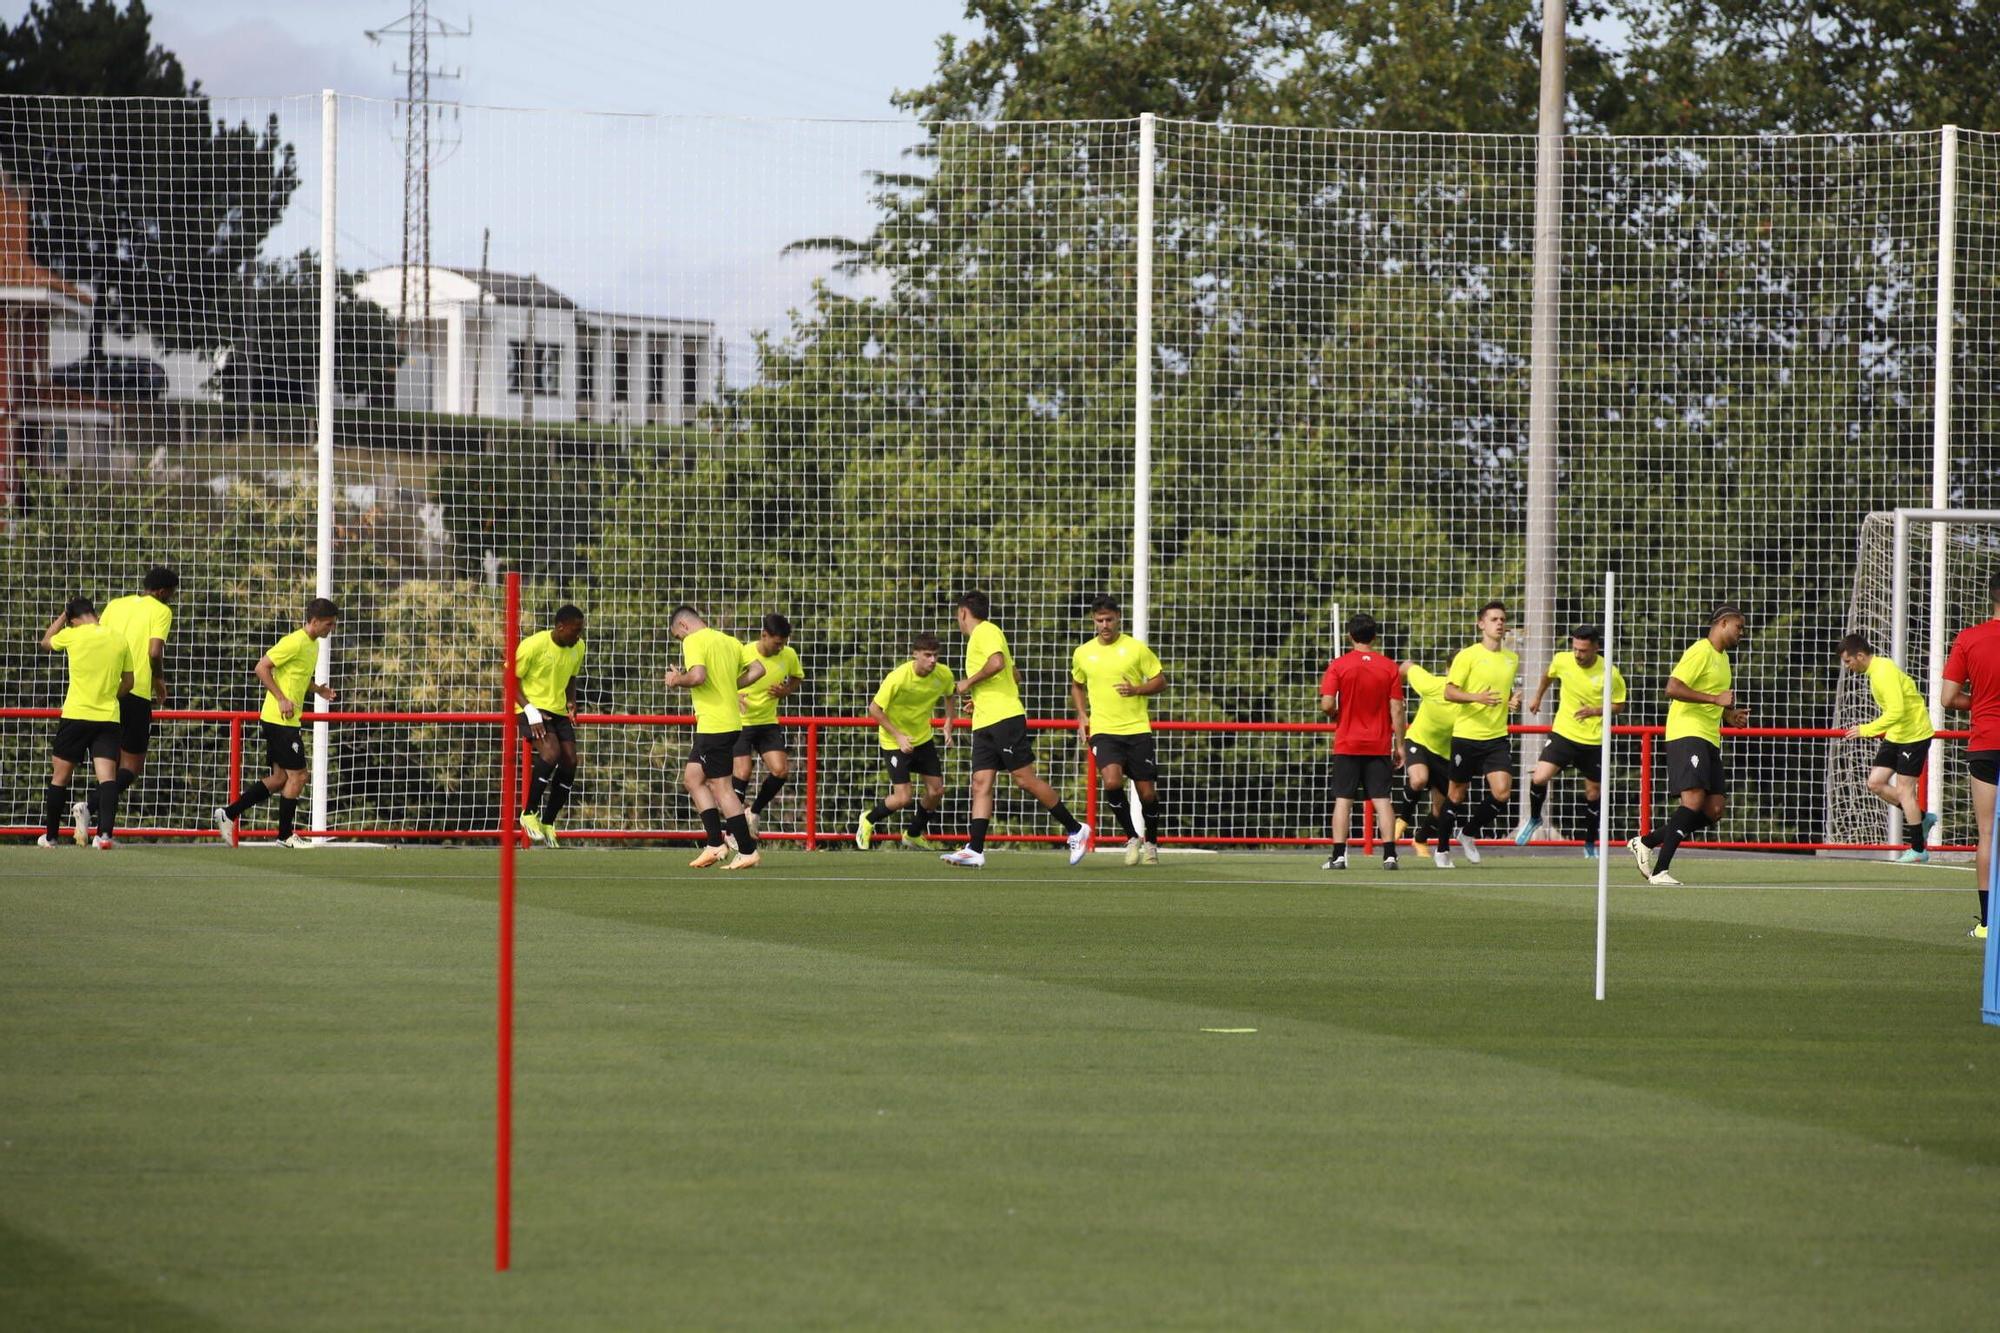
[99,594,172,702]
[1665,638,1732,746]
[1859,655,1933,744]
[515,630,586,716]
[1404,664,1456,755]
[682,627,747,734]
[1546,650,1628,747]
[1070,634,1163,736]
[964,620,1026,729]
[1448,643,1518,741]
[740,644,804,726]
[51,623,130,722]
[873,659,955,751]
[260,629,320,729]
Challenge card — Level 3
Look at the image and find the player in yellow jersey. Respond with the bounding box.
[85,567,178,839]
[214,599,339,849]
[1839,633,1938,864]
[666,605,766,869]
[1517,625,1627,858]
[732,613,804,835]
[1439,600,1521,864]
[1395,660,1457,863]
[942,590,1090,869]
[514,605,587,848]
[858,633,955,851]
[1070,597,1168,866]
[1629,604,1748,886]
[37,597,134,849]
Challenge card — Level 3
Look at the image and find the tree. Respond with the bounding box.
[214,254,401,408]
[0,0,299,355]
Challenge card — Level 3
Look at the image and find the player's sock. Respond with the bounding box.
[1434,801,1459,852]
[1048,801,1081,835]
[276,797,299,841]
[1652,806,1705,873]
[1105,787,1137,838]
[910,804,935,838]
[1529,781,1549,820]
[1330,842,1347,863]
[94,780,121,838]
[1471,794,1504,838]
[525,759,554,815]
[1979,888,1990,928]
[725,813,756,853]
[1908,810,1927,853]
[699,808,725,847]
[968,818,990,854]
[752,775,787,815]
[541,764,575,823]
[1582,796,1601,842]
[866,802,894,827]
[1140,798,1163,841]
[1392,784,1415,826]
[225,784,273,819]
[1641,824,1666,850]
[43,784,66,839]
[731,775,749,801]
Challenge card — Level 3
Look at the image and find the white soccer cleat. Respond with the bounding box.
[941,848,985,869]
[1382,856,1399,871]
[34,834,58,849]
[1066,822,1092,867]
[744,810,760,837]
[1141,842,1159,866]
[275,834,310,850]
[92,836,116,851]
[1322,853,1347,871]
[1433,851,1455,870]
[1627,835,1655,878]
[1648,870,1683,887]
[71,800,89,847]
[1123,837,1142,866]
[214,807,239,849]
[1453,831,1482,865]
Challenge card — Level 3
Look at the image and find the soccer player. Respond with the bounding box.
[37,598,133,849]
[214,598,339,849]
[665,605,765,870]
[1628,605,1748,887]
[858,633,955,851]
[1069,596,1168,866]
[1516,625,1628,858]
[1438,601,1521,864]
[514,605,587,849]
[1940,576,2000,939]
[1840,633,1937,865]
[941,591,1090,869]
[1318,613,1404,871]
[1395,660,1458,866]
[732,613,804,834]
[82,567,177,841]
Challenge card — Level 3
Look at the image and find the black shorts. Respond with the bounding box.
[118,694,154,755]
[51,718,119,765]
[1540,733,1603,783]
[1332,753,1393,800]
[1091,732,1159,781]
[1404,740,1450,785]
[1451,736,1512,783]
[1970,750,2000,785]
[1871,738,1931,779]
[882,739,944,784]
[687,731,739,779]
[1664,737,1726,796]
[970,715,1036,773]
[733,723,789,759]
[264,721,307,772]
[516,712,577,746]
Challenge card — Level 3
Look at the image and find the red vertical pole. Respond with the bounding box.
[518,740,534,840]
[498,571,519,1272]
[227,716,243,808]
[1362,801,1375,854]
[803,720,819,850]
[1637,732,1654,839]
[1084,724,1099,835]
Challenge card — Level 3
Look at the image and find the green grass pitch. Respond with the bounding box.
[3,844,1996,1330]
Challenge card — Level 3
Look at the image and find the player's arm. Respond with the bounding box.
[253,653,297,719]
[1443,682,1500,706]
[39,609,66,650]
[735,658,766,690]
[956,652,1006,693]
[1942,678,1971,711]
[867,698,915,754]
[118,666,135,696]
[664,662,705,689]
[1116,671,1166,698]
[1318,690,1338,720]
[1526,673,1551,714]
[1851,672,1895,739]
[1390,695,1407,768]
[1664,675,1734,708]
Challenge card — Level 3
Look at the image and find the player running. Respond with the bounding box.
[1395,660,1458,866]
[1628,605,1747,887]
[514,605,587,849]
[733,613,803,835]
[1940,578,2000,939]
[1070,597,1168,866]
[37,598,133,850]
[666,606,765,870]
[1319,613,1404,871]
[1839,633,1937,865]
[942,591,1090,869]
[1438,601,1521,863]
[858,633,955,851]
[214,599,339,849]
[1516,625,1627,858]
[83,567,177,840]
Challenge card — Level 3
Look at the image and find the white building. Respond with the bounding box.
[355,266,721,426]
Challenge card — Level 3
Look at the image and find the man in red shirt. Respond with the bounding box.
[1940,572,2000,940]
[1319,613,1406,871]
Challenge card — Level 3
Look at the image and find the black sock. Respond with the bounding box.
[1470,794,1503,839]
[1979,888,1990,928]
[525,759,555,816]
[866,802,894,826]
[43,784,66,838]
[1435,801,1459,851]
[1140,798,1162,842]
[700,807,725,847]
[1583,797,1602,844]
[1383,834,1397,859]
[969,817,990,853]
[1105,787,1137,838]
[1048,801,1081,835]
[752,774,787,815]
[725,813,755,854]
[541,765,575,823]
[1642,824,1666,849]
[226,784,274,819]
[1392,784,1415,826]
[277,796,299,841]
[1530,781,1549,820]
[910,804,934,837]
[731,775,749,801]
[94,780,121,838]
[1331,842,1347,861]
[1654,807,1706,873]
[1909,813,1927,852]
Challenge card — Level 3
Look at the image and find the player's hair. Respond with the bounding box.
[1091,596,1120,614]
[1479,600,1507,618]
[65,595,95,621]
[553,604,585,625]
[911,632,943,653]
[763,612,792,638]
[143,567,179,593]
[1572,624,1603,646]
[669,604,701,628]
[304,597,339,621]
[1989,571,2000,603]
[1839,632,1873,657]
[1347,612,1378,644]
[956,590,990,620]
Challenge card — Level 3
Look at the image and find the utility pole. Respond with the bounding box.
[1521,0,1565,820]
[366,3,470,339]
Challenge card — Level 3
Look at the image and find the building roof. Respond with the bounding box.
[433,267,577,310]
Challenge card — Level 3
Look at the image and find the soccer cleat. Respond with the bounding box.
[1512,816,1540,846]
[275,834,309,850]
[519,812,546,847]
[1382,855,1399,871]
[903,833,937,852]
[1648,870,1683,887]
[1895,847,1929,864]
[1323,853,1347,871]
[1123,837,1142,866]
[689,845,727,869]
[34,834,58,849]
[214,807,239,849]
[1141,841,1159,866]
[1394,816,1410,848]
[1627,836,1656,878]
[92,836,116,851]
[1972,923,1989,940]
[71,800,89,847]
[1922,811,1941,842]
[1066,822,1092,867]
[1412,829,1433,858]
[941,848,986,869]
[1453,831,1483,865]
[540,822,561,850]
[723,828,740,854]
[722,851,761,871]
[745,811,760,838]
[1433,851,1455,870]
[856,812,875,851]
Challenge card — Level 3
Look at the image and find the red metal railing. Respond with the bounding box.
[0,708,1973,851]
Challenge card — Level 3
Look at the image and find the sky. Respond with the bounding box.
[33,0,979,378]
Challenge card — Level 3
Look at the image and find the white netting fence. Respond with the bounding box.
[1,96,1995,846]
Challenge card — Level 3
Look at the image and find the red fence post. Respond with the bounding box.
[1084,723,1098,835]
[227,715,243,808]
[1638,732,1654,839]
[803,720,818,851]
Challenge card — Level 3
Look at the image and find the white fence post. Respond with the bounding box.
[311,89,338,840]
[1133,112,1155,644]
[1926,126,1958,834]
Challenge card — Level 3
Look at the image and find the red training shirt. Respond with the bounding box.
[1320,648,1402,756]
[1943,617,2000,751]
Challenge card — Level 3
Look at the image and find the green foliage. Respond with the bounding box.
[215,254,400,407]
